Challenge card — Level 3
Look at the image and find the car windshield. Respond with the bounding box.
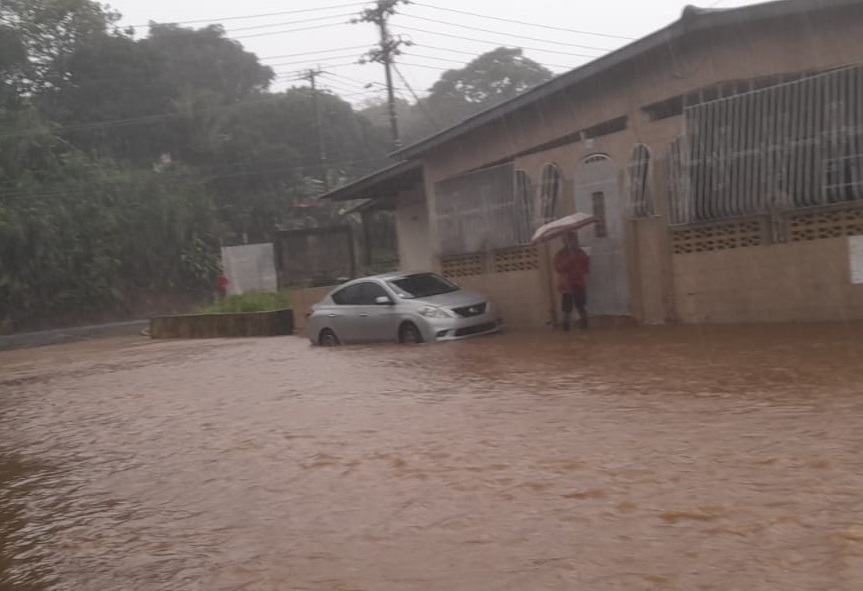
[387,273,459,299]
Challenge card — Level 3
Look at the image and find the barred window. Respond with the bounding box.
[678,62,863,225]
[627,145,654,218]
[514,169,533,244]
[538,163,562,225]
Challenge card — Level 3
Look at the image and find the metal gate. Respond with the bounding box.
[574,155,630,317]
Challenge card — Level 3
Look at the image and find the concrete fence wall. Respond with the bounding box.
[291,286,337,337]
[673,237,863,323]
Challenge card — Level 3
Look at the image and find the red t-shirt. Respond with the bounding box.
[217,275,228,291]
[553,247,590,293]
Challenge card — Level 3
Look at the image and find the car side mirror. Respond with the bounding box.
[375,296,394,305]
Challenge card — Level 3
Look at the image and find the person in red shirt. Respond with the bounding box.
[216,274,229,299]
[553,231,590,331]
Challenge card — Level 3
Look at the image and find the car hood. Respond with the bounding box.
[413,290,486,308]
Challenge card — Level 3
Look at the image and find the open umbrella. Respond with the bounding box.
[530,212,597,245]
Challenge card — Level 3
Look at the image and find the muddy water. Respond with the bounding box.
[3,325,863,590]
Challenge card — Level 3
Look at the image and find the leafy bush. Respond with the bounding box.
[197,290,293,314]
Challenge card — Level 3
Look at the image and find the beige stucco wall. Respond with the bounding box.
[453,270,550,329]
[673,237,863,323]
[422,8,863,185]
[416,5,863,326]
[290,286,335,337]
[395,187,432,272]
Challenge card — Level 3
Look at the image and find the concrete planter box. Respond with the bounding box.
[150,309,294,339]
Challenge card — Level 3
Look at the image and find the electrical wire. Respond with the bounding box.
[0,156,392,201]
[222,13,355,34]
[393,25,604,60]
[259,45,369,61]
[400,13,613,53]
[408,1,634,41]
[126,2,366,29]
[404,50,574,71]
[266,54,361,69]
[232,21,351,40]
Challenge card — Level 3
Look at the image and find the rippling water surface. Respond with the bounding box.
[3,325,863,590]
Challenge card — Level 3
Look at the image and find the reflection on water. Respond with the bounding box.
[3,325,863,590]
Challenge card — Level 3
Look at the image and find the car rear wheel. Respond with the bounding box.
[319,328,340,347]
[399,322,423,344]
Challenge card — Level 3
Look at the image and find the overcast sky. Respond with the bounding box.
[105,0,764,105]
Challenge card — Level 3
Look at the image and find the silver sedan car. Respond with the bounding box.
[305,272,502,346]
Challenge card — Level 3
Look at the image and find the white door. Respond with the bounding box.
[574,155,630,317]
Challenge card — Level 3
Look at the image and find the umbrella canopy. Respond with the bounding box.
[530,213,597,245]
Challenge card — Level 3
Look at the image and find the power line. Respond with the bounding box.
[267,54,361,68]
[393,25,603,60]
[395,61,449,72]
[222,13,355,34]
[404,50,574,71]
[408,2,634,41]
[322,72,403,92]
[321,77,385,93]
[393,64,439,129]
[418,42,589,62]
[127,2,366,29]
[260,45,369,61]
[233,21,351,40]
[0,90,321,140]
[400,13,613,53]
[0,156,392,201]
[355,0,411,150]
[272,63,361,79]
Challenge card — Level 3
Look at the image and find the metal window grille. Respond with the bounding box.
[627,144,654,218]
[433,163,518,256]
[538,164,562,225]
[592,191,608,238]
[515,169,534,244]
[671,62,863,226]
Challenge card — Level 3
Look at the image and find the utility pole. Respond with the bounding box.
[302,67,328,191]
[355,0,411,151]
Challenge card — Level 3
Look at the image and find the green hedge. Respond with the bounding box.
[197,290,293,314]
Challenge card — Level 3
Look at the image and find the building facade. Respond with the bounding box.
[322,0,863,328]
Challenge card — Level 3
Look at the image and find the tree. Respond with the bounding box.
[0,0,118,94]
[0,0,399,328]
[424,47,553,129]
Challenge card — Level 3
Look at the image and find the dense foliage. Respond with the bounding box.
[0,1,553,329]
[0,0,388,328]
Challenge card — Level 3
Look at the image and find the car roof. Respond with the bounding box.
[342,271,433,284]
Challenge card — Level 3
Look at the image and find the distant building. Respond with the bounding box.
[319,0,863,327]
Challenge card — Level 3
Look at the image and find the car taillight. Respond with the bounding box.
[304,308,313,319]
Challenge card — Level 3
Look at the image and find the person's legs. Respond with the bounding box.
[560,292,574,331]
[573,284,588,329]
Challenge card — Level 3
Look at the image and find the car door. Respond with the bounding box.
[354,281,399,343]
[328,284,364,343]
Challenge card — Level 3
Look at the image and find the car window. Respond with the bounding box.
[331,282,388,305]
[331,284,362,305]
[356,282,389,305]
[387,273,459,299]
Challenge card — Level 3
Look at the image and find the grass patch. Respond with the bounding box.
[197,290,293,314]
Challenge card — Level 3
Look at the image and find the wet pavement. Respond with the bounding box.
[2,325,863,590]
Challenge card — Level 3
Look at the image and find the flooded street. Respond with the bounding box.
[3,326,863,590]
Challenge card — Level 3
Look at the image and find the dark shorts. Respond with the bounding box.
[561,285,586,313]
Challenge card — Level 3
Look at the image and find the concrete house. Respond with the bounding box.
[318,0,863,329]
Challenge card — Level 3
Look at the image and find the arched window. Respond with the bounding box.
[627,145,654,218]
[538,163,562,226]
[514,169,533,244]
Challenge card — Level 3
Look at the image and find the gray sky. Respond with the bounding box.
[106,0,763,104]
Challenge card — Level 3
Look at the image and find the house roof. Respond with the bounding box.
[391,0,862,160]
[317,160,422,203]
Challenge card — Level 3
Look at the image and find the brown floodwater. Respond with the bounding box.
[3,325,863,590]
